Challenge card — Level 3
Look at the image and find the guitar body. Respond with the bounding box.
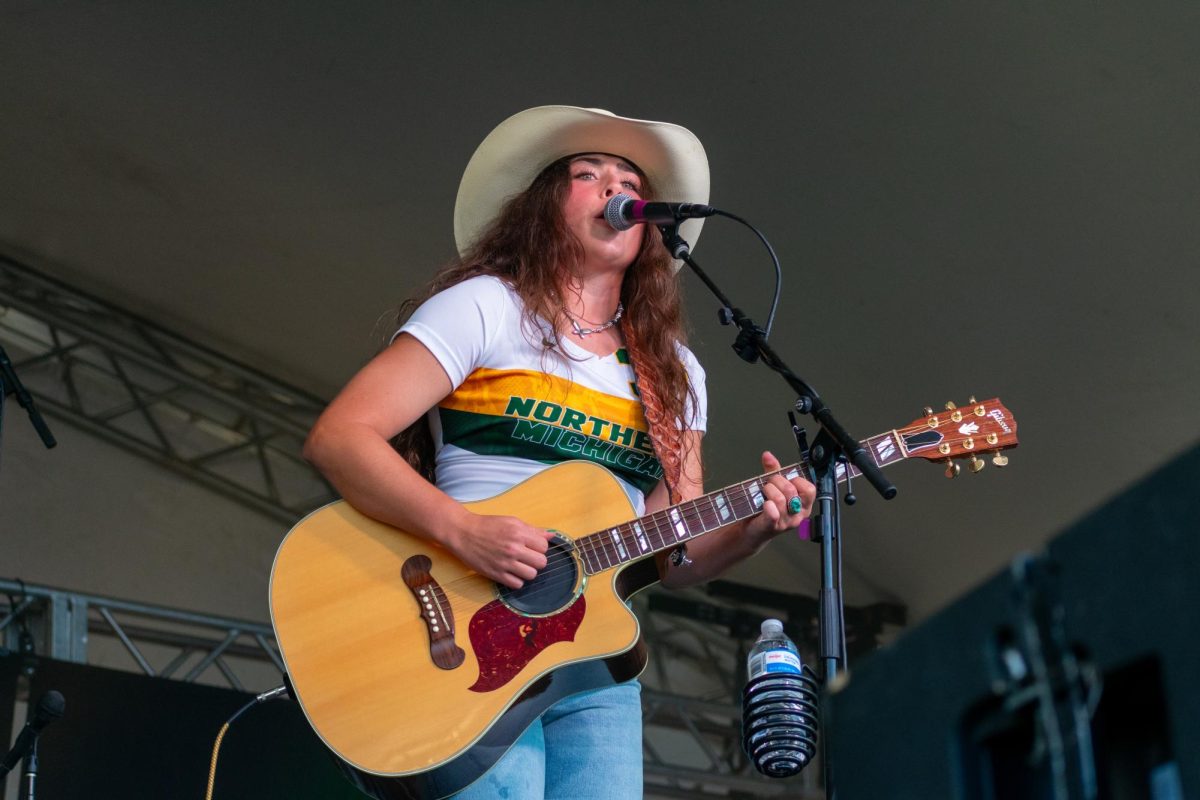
[270,461,659,799]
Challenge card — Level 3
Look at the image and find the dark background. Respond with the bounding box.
[1,0,1197,637]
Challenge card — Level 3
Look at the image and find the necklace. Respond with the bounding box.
[568,302,624,337]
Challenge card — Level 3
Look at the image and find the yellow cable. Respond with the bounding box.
[205,721,231,800]
[203,687,287,798]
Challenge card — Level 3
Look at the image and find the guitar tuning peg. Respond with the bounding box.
[968,395,977,404]
[923,406,934,416]
[944,459,960,478]
[944,401,957,410]
[992,451,1009,467]
[969,455,986,473]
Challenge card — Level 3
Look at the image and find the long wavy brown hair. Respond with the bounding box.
[391,155,698,493]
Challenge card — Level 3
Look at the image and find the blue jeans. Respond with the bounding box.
[451,681,643,799]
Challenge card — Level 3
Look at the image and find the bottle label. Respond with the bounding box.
[764,650,802,674]
[750,649,802,677]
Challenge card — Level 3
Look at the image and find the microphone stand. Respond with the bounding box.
[659,223,897,799]
[18,737,38,800]
[0,345,57,455]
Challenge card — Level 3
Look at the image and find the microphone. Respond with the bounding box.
[603,193,716,231]
[0,691,65,777]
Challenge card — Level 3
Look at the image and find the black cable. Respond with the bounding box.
[712,209,784,338]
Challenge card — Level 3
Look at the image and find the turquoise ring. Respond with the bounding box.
[788,496,803,515]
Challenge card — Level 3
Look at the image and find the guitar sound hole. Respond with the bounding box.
[498,534,579,615]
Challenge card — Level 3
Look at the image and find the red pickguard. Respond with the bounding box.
[467,597,586,693]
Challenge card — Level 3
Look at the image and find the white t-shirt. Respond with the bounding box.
[399,275,707,514]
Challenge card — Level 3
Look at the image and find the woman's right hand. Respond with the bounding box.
[445,512,559,589]
[304,333,557,590]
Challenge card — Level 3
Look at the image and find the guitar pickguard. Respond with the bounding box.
[467,596,586,693]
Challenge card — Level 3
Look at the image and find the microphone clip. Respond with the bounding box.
[657,223,692,260]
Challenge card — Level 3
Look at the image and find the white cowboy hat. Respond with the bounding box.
[454,105,710,267]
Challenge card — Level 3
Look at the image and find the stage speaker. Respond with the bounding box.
[826,442,1200,800]
[6,658,362,799]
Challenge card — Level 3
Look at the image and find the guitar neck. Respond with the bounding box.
[574,429,905,575]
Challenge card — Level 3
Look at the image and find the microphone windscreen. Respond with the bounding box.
[604,194,637,231]
[32,690,65,728]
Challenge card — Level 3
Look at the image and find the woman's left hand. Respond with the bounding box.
[743,450,817,546]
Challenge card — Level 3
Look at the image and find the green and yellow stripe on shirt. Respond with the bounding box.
[438,367,664,494]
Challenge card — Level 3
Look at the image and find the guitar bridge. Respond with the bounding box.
[402,555,465,670]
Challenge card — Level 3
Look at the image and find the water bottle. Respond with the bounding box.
[742,619,819,777]
[746,618,803,679]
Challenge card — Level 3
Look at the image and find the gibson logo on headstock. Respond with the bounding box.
[988,409,1012,434]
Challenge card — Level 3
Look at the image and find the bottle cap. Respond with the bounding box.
[761,618,784,637]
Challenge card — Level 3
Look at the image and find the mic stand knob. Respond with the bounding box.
[656,224,692,260]
[841,457,857,506]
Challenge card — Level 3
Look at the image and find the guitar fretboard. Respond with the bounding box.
[574,430,904,575]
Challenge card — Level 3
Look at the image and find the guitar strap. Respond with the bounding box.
[621,320,684,506]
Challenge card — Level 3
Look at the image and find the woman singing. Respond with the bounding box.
[304,105,816,798]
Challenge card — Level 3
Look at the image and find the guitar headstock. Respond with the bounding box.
[897,397,1018,477]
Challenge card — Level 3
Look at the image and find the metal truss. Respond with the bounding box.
[0,255,335,523]
[0,578,283,692]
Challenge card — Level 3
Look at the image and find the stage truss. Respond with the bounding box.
[1,577,910,799]
[0,255,333,523]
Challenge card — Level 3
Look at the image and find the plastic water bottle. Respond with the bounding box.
[746,618,802,679]
[742,618,818,777]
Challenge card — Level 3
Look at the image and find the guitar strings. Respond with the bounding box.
[580,427,1000,598]
[434,472,792,602]
[434,421,1014,603]
[511,406,1016,591]
[443,431,1011,602]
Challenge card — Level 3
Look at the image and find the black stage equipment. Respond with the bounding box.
[0,657,361,799]
[825,442,1200,800]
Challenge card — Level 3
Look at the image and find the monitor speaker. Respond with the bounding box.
[825,443,1200,800]
[15,658,362,799]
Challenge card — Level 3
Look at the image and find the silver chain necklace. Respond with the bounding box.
[568,302,624,337]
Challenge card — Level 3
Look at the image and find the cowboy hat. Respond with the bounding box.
[454,105,710,266]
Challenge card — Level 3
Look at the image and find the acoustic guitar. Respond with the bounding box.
[270,398,1018,799]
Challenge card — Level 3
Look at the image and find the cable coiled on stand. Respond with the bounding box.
[742,664,821,778]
